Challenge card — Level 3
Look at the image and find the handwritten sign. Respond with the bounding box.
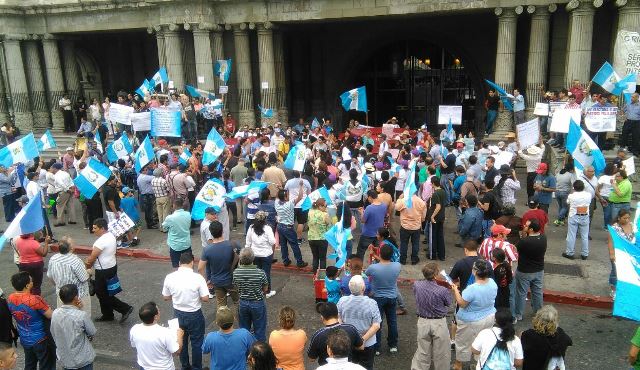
[548,101,566,117]
[623,156,636,176]
[107,212,136,238]
[108,103,134,125]
[516,118,540,149]
[437,105,462,125]
[533,102,549,116]
[219,86,228,94]
[131,112,151,132]
[150,109,182,137]
[584,106,618,132]
[549,107,581,133]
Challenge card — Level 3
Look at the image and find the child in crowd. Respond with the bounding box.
[491,248,512,309]
[339,255,370,296]
[324,266,341,304]
[120,187,141,246]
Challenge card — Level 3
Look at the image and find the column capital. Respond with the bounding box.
[258,21,275,30]
[248,22,256,30]
[167,23,180,32]
[616,0,640,8]
[548,3,558,13]
[494,7,517,18]
[183,23,191,31]
[529,5,550,18]
[27,34,41,40]
[514,5,524,14]
[153,24,164,32]
[566,0,596,13]
[42,33,59,40]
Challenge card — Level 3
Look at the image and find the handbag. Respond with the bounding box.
[97,259,122,297]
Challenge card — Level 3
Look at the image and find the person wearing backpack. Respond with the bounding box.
[451,259,498,370]
[471,309,523,370]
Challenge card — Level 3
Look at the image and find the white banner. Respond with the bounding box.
[614,30,640,84]
[107,212,135,238]
[108,103,134,125]
[549,107,581,134]
[131,112,151,132]
[584,106,618,132]
[437,105,462,125]
[623,157,636,176]
[548,101,565,117]
[493,151,514,169]
[533,102,549,116]
[516,118,540,149]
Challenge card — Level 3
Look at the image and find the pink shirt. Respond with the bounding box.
[16,236,43,264]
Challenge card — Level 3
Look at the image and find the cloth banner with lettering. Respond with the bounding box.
[131,112,151,132]
[516,118,540,149]
[584,107,618,132]
[150,109,181,137]
[614,30,640,84]
[549,107,581,134]
[108,103,134,125]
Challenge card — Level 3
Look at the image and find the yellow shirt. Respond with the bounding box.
[394,195,426,230]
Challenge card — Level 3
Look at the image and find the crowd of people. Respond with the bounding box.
[0,86,639,370]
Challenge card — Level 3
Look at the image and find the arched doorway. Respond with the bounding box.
[352,40,480,133]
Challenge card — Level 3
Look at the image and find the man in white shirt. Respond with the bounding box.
[51,163,76,226]
[59,94,74,132]
[563,180,593,260]
[283,171,312,242]
[84,218,134,323]
[130,302,183,370]
[318,329,366,370]
[162,252,209,370]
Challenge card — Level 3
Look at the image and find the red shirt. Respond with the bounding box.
[225,118,236,133]
[569,86,584,104]
[16,236,43,264]
[521,209,549,234]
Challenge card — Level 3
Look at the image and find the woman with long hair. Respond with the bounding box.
[471,309,523,369]
[308,198,332,273]
[607,208,633,299]
[247,341,278,370]
[521,305,572,370]
[245,211,276,297]
[268,306,307,370]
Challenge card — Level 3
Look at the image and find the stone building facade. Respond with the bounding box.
[0,0,638,133]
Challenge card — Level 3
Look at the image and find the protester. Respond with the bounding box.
[247,342,279,370]
[161,252,209,370]
[394,189,426,265]
[47,237,91,314]
[15,234,49,296]
[317,329,367,370]
[521,305,572,370]
[151,168,171,231]
[245,211,277,297]
[307,302,364,366]
[268,306,307,370]
[521,199,548,234]
[457,194,483,247]
[517,144,544,201]
[607,209,633,299]
[198,220,239,308]
[471,309,523,369]
[609,169,632,223]
[494,165,520,208]
[50,284,97,370]
[563,180,592,260]
[129,302,183,370]
[356,190,387,259]
[233,247,269,342]
[308,198,332,272]
[163,198,193,268]
[0,342,16,370]
[554,163,576,226]
[202,306,256,370]
[426,176,446,260]
[275,188,308,269]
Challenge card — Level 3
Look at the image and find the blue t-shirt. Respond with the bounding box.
[325,277,341,304]
[365,262,401,299]
[361,203,387,237]
[202,328,255,370]
[534,174,556,205]
[456,279,498,322]
[120,197,140,222]
[452,175,466,201]
[201,241,236,287]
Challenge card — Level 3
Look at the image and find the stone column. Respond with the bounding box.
[0,43,11,124]
[492,7,519,135]
[257,22,277,126]
[2,35,33,131]
[192,23,215,92]
[273,30,288,125]
[42,34,65,131]
[164,24,185,92]
[233,23,255,127]
[24,36,50,129]
[564,0,599,87]
[61,40,81,102]
[211,26,224,93]
[525,6,552,113]
[152,26,166,67]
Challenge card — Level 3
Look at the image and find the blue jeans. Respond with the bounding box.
[486,110,497,134]
[514,270,544,319]
[565,214,590,257]
[23,336,56,370]
[399,227,420,263]
[602,200,612,228]
[373,297,398,349]
[174,309,205,370]
[345,239,353,257]
[481,219,492,239]
[254,254,273,291]
[441,173,454,205]
[610,202,630,225]
[239,299,267,342]
[2,192,17,222]
[555,191,569,220]
[66,364,93,370]
[278,224,304,265]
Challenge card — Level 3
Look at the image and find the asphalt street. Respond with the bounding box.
[0,254,636,369]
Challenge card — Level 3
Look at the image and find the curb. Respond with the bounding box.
[64,245,613,310]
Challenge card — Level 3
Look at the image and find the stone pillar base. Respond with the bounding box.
[278,108,289,126]
[32,112,50,130]
[14,112,34,132]
[486,110,514,142]
[239,110,256,127]
[0,112,10,125]
[261,117,276,127]
[51,110,64,131]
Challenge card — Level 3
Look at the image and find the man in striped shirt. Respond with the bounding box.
[47,238,91,315]
[478,224,518,268]
[232,248,269,342]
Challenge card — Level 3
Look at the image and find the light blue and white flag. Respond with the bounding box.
[0,191,44,252]
[592,62,621,94]
[360,171,370,195]
[214,59,232,83]
[134,136,154,173]
[179,148,192,166]
[485,80,513,111]
[283,144,306,172]
[301,186,333,211]
[607,225,640,322]
[94,129,103,153]
[225,181,269,200]
[73,158,113,199]
[150,67,169,87]
[258,105,274,118]
[325,206,351,268]
[202,128,226,166]
[567,118,605,175]
[403,159,418,208]
[0,133,40,167]
[192,179,227,220]
[311,117,320,129]
[106,134,133,163]
[185,85,215,99]
[340,86,367,112]
[37,130,57,151]
[135,79,152,97]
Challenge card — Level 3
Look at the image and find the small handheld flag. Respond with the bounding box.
[192,179,227,220]
[301,186,333,211]
[73,158,113,199]
[607,225,640,322]
[150,67,169,87]
[340,86,367,112]
[592,62,621,94]
[202,128,226,166]
[283,144,306,172]
[0,133,40,167]
[403,160,418,208]
[325,206,351,268]
[185,85,215,99]
[225,181,269,200]
[106,134,133,163]
[179,148,192,165]
[37,130,57,151]
[0,191,44,252]
[134,136,154,173]
[485,80,513,111]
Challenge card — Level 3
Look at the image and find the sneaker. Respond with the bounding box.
[562,252,575,260]
[390,347,398,353]
[266,290,277,298]
[296,261,309,268]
